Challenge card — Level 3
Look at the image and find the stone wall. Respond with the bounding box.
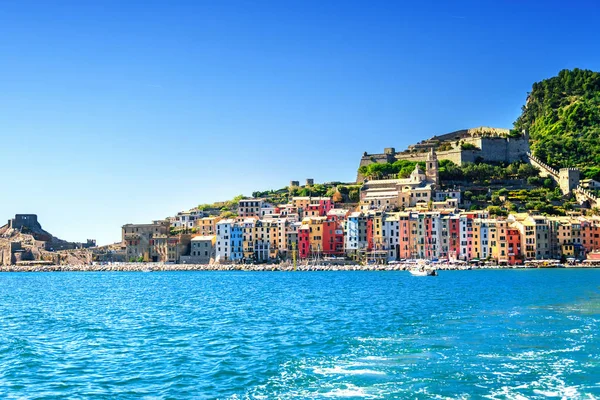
[357,134,530,182]
[527,153,583,195]
[575,185,599,207]
[527,152,558,178]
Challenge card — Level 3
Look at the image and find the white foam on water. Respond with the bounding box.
[478,353,503,359]
[321,384,373,398]
[357,337,404,343]
[360,356,390,361]
[313,365,387,377]
[483,386,529,400]
[506,346,583,360]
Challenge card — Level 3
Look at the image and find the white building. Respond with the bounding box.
[216,219,235,262]
[169,209,204,229]
[382,213,400,260]
[345,212,367,254]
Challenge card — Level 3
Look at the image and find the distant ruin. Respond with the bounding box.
[0,214,96,266]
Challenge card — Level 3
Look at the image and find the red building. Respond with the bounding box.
[318,198,334,216]
[398,213,412,259]
[581,220,600,255]
[366,217,374,251]
[322,220,344,256]
[448,216,460,261]
[424,214,434,259]
[507,228,522,265]
[298,226,310,259]
[305,198,335,217]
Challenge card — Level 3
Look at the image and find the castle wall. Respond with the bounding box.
[356,131,530,182]
[527,153,558,179]
[430,129,469,142]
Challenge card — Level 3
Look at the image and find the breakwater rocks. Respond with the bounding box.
[0,263,408,272]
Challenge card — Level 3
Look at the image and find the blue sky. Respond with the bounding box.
[1,0,599,245]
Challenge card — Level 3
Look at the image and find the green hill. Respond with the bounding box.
[514,68,600,180]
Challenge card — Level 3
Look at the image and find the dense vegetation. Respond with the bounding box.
[514,68,600,180]
[463,183,575,217]
[358,160,425,179]
[438,160,539,183]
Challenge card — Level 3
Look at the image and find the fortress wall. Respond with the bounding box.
[477,137,509,163]
[506,136,530,162]
[430,129,469,142]
[390,148,465,165]
[462,135,529,163]
[356,133,530,182]
[357,153,396,181]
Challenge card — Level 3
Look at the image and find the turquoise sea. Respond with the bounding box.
[0,270,598,399]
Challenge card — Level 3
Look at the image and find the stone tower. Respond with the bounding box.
[558,168,580,195]
[426,149,439,185]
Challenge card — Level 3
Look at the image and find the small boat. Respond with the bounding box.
[409,268,437,276]
[408,267,437,276]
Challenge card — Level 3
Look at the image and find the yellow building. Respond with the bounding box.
[195,217,222,236]
[472,219,482,260]
[509,213,550,260]
[548,216,573,258]
[487,219,509,261]
[240,218,257,260]
[301,217,326,254]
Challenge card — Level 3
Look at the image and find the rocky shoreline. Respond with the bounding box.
[0,262,597,272]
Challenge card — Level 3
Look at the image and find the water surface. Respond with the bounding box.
[0,269,598,398]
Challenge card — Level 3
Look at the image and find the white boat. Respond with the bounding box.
[409,268,437,276]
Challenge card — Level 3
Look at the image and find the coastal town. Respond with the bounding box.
[119,159,600,268]
[3,127,600,270]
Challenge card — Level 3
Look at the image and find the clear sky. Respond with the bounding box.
[1,0,599,245]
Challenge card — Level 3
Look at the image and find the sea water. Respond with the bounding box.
[0,269,598,398]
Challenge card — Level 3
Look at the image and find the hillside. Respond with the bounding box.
[514,68,600,180]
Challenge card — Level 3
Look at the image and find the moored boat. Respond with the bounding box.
[409,268,437,276]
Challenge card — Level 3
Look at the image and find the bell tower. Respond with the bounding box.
[426,148,439,185]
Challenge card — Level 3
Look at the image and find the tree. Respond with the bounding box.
[231,194,244,204]
[518,164,540,179]
[487,206,508,217]
[332,191,343,203]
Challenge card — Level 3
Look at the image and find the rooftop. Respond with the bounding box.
[191,235,215,241]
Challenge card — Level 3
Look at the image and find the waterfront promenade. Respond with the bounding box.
[0,262,596,272]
